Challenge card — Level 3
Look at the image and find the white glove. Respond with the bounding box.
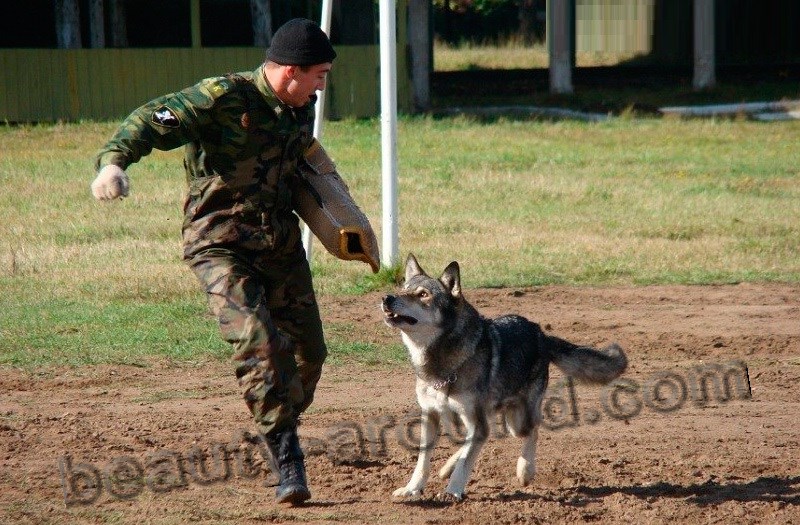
[91,165,130,200]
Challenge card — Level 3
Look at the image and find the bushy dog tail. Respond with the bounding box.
[542,333,627,384]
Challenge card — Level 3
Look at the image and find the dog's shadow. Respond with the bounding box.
[575,475,800,506]
[423,475,799,508]
[489,475,800,507]
[385,476,800,509]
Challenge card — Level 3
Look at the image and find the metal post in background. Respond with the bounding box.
[379,0,399,267]
[303,0,334,262]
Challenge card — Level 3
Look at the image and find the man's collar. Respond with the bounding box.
[254,65,289,118]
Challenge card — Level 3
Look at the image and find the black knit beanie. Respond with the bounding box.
[266,18,337,66]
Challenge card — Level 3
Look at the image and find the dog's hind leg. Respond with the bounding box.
[514,366,548,486]
[503,399,531,438]
[438,410,466,479]
[504,403,538,486]
[516,425,538,486]
[438,449,461,480]
[393,410,440,499]
[440,409,489,501]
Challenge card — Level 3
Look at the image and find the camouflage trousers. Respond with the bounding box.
[188,246,327,437]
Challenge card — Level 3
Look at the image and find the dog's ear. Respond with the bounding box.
[440,261,461,297]
[405,253,425,282]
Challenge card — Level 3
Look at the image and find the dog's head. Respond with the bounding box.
[381,253,462,339]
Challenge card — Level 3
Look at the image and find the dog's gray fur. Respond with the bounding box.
[382,254,628,501]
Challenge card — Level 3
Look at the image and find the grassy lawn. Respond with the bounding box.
[433,40,650,71]
[2,93,799,367]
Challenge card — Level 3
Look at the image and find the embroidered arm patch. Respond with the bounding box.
[151,106,180,128]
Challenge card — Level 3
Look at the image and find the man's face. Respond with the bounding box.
[284,63,332,107]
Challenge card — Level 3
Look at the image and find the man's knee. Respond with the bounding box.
[297,340,327,369]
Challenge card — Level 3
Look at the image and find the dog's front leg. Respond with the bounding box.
[393,410,440,499]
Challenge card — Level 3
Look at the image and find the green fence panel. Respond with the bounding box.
[0,46,411,122]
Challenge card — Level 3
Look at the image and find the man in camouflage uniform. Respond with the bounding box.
[91,18,344,505]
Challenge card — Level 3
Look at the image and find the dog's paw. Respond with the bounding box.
[392,486,423,500]
[516,457,536,486]
[433,491,465,503]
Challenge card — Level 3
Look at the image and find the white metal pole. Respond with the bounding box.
[303,0,335,262]
[314,2,334,139]
[379,0,399,267]
[693,0,716,90]
[548,0,574,94]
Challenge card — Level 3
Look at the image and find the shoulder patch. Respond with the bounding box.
[181,73,251,111]
[189,76,238,108]
[151,105,180,128]
[208,77,233,96]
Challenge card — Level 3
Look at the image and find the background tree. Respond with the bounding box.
[89,0,105,48]
[54,0,82,48]
[517,0,539,45]
[251,0,273,47]
[108,0,128,47]
[432,0,544,45]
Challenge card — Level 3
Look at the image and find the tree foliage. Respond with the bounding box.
[433,0,513,15]
[434,0,544,45]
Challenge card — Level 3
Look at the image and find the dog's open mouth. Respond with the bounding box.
[384,311,418,325]
[382,302,418,326]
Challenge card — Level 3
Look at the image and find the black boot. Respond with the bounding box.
[264,427,311,505]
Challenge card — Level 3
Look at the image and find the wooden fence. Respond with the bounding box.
[0,46,411,122]
[576,0,655,54]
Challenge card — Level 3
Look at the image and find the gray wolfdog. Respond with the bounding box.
[381,254,628,501]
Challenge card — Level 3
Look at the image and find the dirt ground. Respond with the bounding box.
[1,284,798,524]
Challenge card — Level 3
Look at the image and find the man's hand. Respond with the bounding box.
[91,165,130,200]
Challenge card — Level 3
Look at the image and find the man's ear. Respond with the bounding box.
[405,253,424,283]
[440,261,461,297]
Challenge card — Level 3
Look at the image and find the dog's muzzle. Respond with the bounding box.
[381,295,418,326]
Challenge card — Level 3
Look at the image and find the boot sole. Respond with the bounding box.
[276,486,311,505]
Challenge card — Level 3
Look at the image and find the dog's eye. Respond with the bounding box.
[418,290,430,299]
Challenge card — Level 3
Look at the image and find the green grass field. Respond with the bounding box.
[1,114,799,367]
[433,40,649,71]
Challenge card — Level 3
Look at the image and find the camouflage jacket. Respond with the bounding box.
[95,65,316,259]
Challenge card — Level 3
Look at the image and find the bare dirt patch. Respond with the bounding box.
[2,284,798,524]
